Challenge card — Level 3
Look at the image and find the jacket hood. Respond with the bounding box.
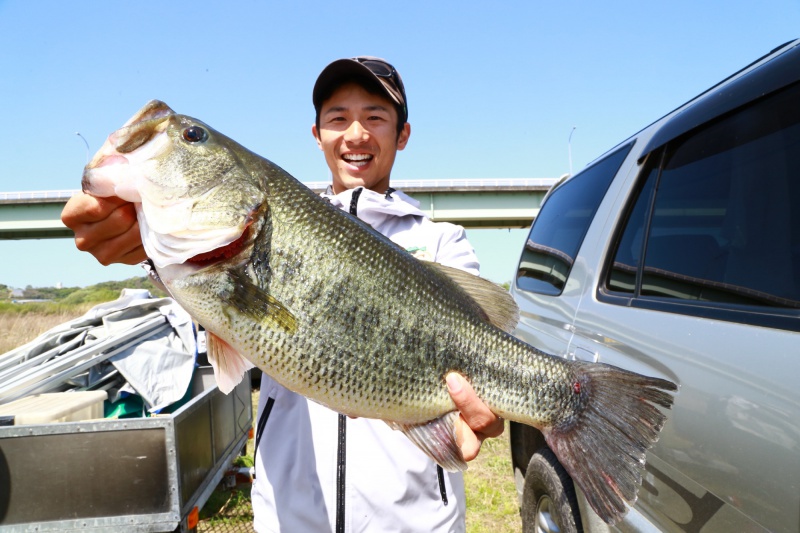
[322,186,427,229]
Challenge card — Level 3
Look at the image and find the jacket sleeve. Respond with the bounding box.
[433,222,480,276]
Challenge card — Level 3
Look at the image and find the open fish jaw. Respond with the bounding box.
[82,100,175,202]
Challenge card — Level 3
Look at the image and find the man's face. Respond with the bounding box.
[313,82,410,194]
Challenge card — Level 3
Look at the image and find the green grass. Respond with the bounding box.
[199,392,522,532]
[464,423,522,532]
[199,487,253,524]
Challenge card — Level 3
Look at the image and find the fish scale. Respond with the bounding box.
[268,193,573,425]
[237,174,580,420]
[81,100,677,526]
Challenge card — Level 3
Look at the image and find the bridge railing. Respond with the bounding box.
[0,190,79,201]
[297,178,558,191]
[0,178,558,202]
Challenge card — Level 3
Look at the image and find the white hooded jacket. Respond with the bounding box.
[251,186,479,533]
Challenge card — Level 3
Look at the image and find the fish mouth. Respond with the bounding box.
[185,225,251,266]
[82,100,175,201]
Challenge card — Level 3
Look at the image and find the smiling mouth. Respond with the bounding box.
[343,153,373,168]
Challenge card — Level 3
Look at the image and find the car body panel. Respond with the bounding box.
[509,38,800,533]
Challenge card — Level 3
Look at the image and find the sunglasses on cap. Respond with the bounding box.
[354,57,398,79]
[352,57,407,121]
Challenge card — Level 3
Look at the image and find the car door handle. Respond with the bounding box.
[569,345,599,362]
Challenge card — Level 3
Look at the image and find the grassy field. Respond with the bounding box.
[0,305,94,355]
[464,422,522,532]
[2,308,522,532]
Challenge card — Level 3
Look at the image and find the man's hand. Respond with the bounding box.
[446,372,504,461]
[61,192,147,265]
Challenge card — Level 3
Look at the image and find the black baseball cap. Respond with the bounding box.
[313,56,408,124]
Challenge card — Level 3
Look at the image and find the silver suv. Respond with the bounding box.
[509,39,800,532]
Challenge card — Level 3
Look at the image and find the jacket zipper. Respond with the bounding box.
[252,396,276,480]
[335,413,347,533]
[335,188,363,533]
[437,466,449,505]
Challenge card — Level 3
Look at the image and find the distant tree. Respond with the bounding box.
[22,287,45,299]
[91,276,168,298]
[0,276,167,309]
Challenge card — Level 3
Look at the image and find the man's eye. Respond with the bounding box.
[182,126,208,143]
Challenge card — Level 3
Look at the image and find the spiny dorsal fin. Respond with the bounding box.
[431,263,519,333]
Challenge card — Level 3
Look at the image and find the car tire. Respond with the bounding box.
[520,447,582,533]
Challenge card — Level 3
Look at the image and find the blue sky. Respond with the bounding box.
[0,1,798,288]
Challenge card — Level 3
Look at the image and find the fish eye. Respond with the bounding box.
[182,126,208,143]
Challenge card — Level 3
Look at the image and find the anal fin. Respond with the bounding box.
[207,332,255,394]
[386,411,468,472]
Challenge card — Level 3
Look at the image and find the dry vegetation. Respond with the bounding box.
[0,306,93,355]
[0,276,165,355]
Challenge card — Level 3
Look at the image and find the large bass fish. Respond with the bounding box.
[82,100,677,525]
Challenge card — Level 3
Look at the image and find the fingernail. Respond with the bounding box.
[446,373,461,393]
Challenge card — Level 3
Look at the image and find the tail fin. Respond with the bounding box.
[543,361,677,525]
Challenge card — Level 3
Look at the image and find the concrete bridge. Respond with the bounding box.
[0,178,557,240]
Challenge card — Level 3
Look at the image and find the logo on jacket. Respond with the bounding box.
[406,246,433,262]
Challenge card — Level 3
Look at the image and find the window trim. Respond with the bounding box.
[514,141,635,296]
[598,93,800,333]
[639,40,800,159]
[598,290,800,332]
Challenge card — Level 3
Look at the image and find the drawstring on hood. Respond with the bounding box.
[324,186,428,235]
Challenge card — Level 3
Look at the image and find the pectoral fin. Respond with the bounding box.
[386,411,468,472]
[207,332,255,394]
[227,268,298,334]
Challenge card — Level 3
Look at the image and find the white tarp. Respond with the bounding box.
[0,289,197,412]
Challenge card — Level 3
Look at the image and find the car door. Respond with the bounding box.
[568,77,800,533]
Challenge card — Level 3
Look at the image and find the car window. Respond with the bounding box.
[606,81,800,314]
[516,143,632,295]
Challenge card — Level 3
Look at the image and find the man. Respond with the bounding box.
[62,56,503,532]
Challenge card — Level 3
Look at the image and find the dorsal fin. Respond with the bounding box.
[431,263,519,333]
